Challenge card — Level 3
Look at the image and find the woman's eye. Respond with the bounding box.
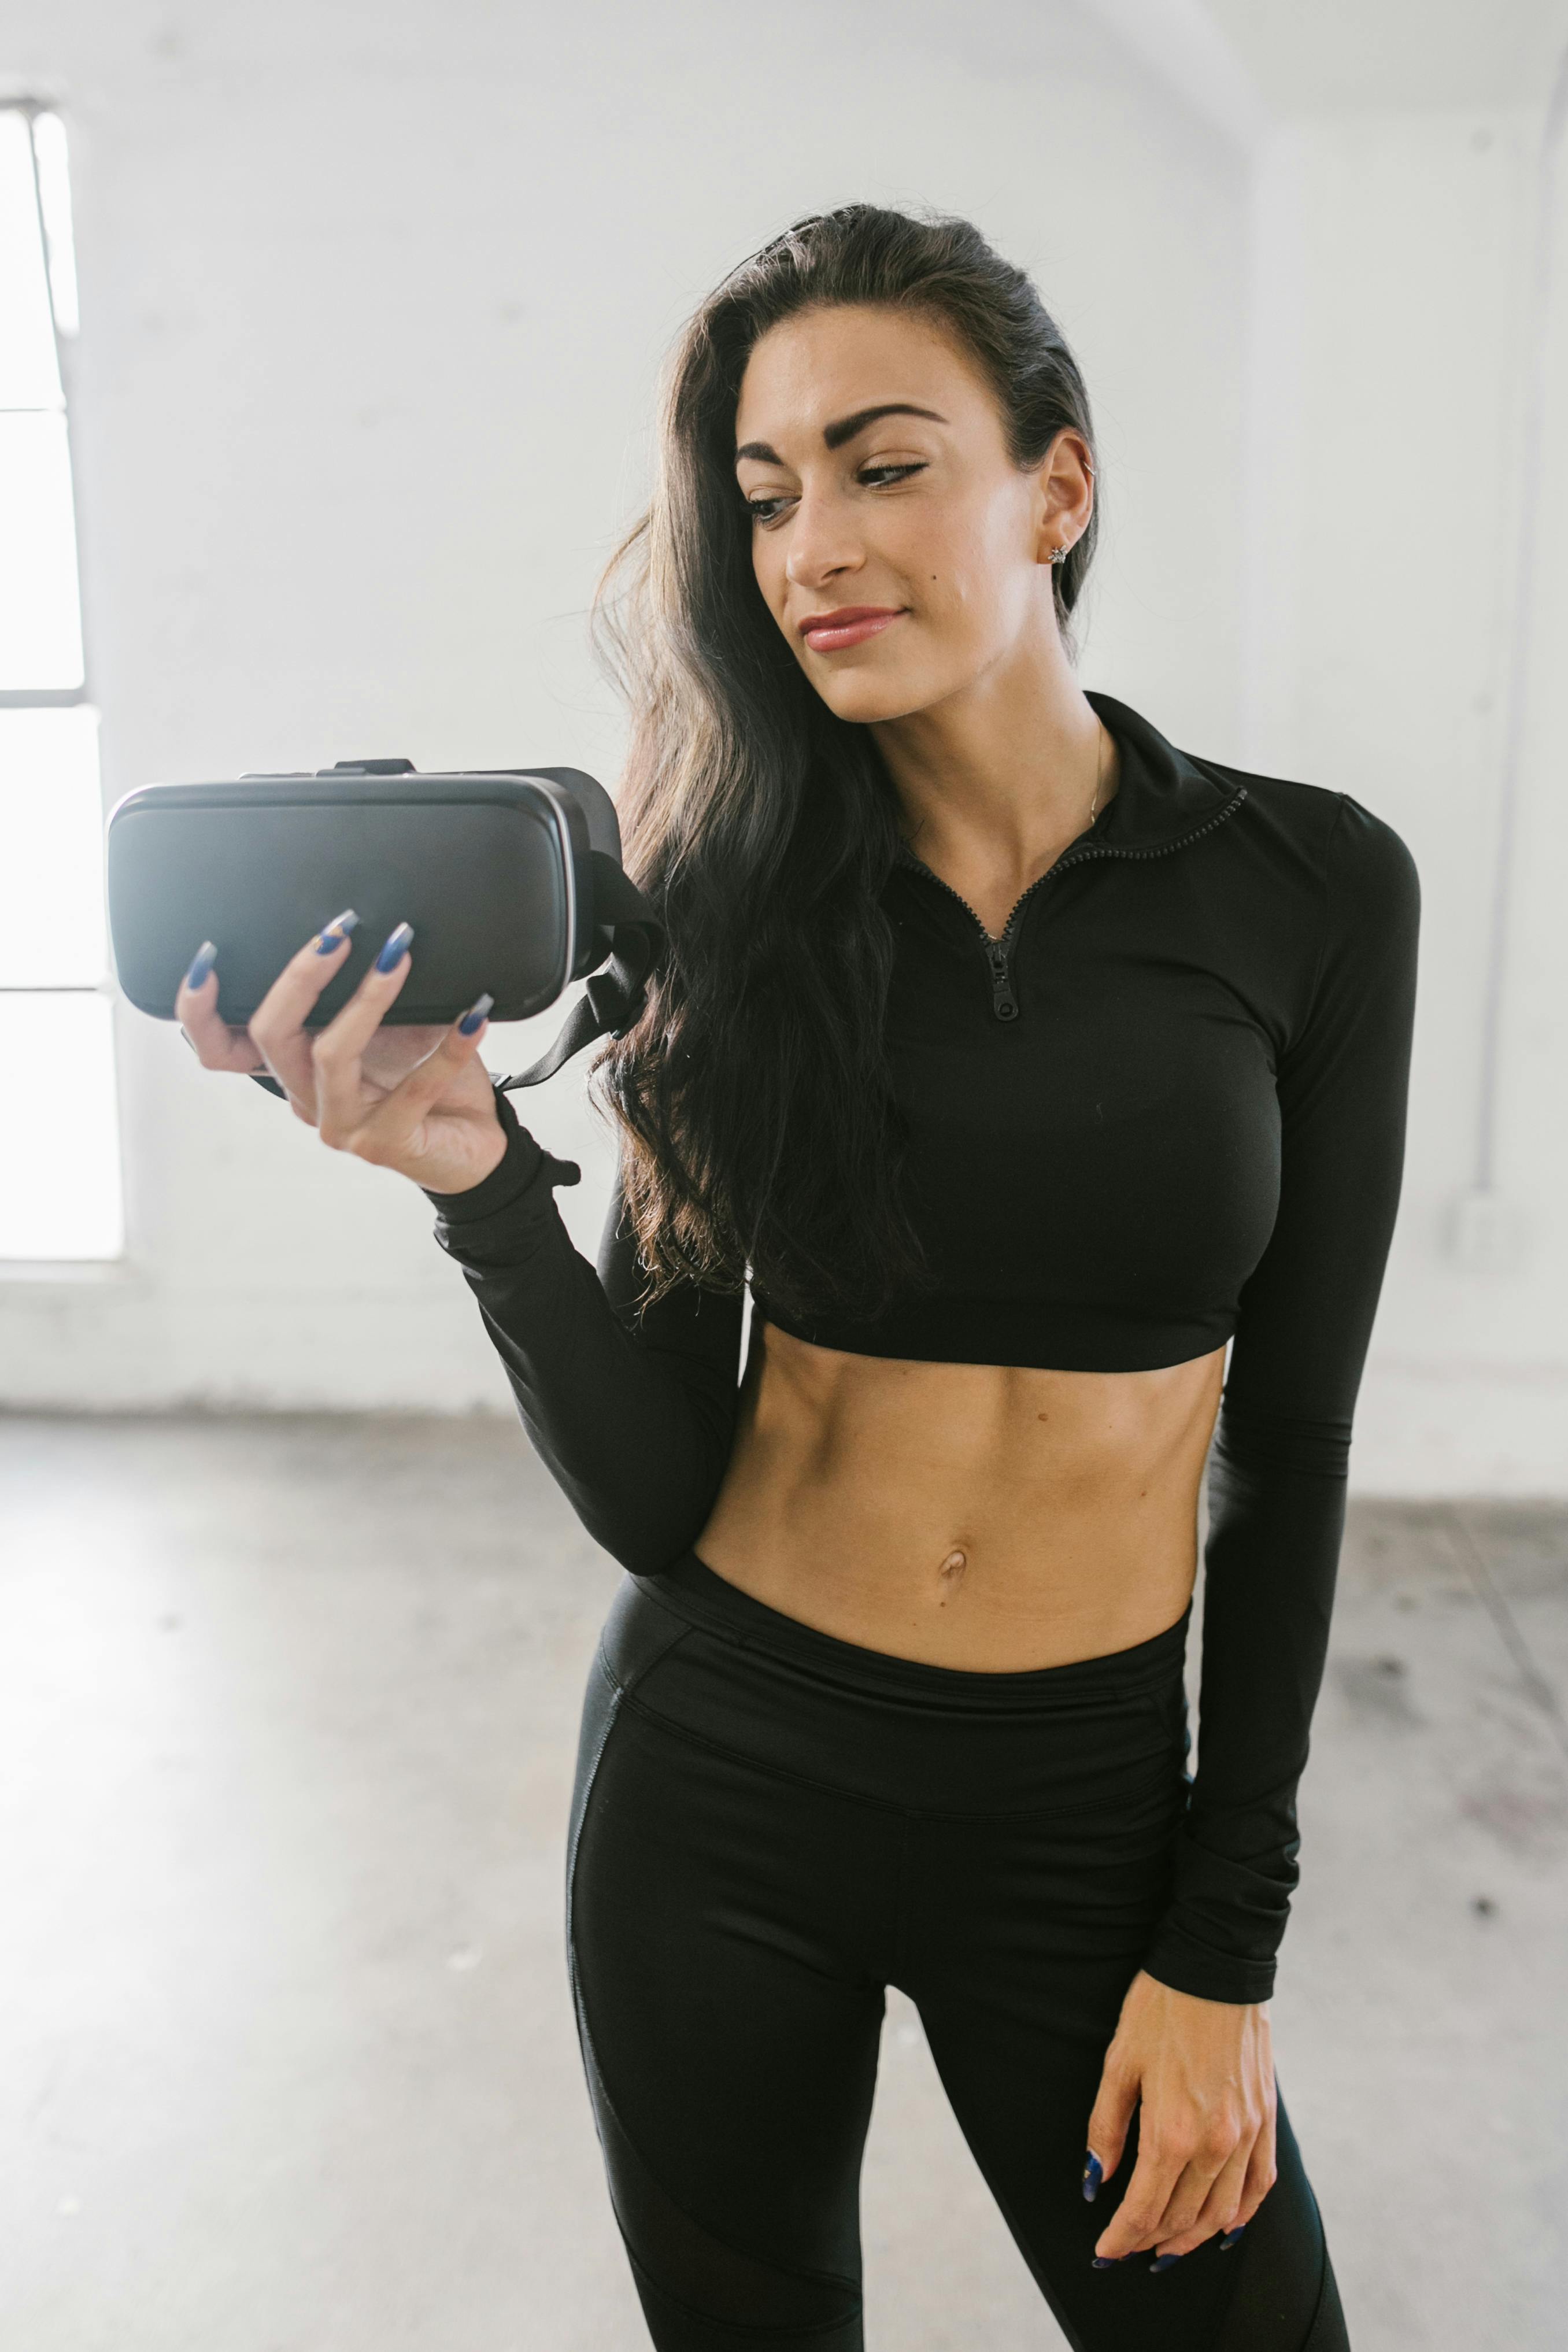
[743,461,926,525]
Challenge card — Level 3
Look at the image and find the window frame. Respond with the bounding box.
[0,97,124,1271]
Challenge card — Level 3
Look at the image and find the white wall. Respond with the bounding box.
[0,0,1249,1406]
[1,0,1564,1494]
[1240,103,1568,1491]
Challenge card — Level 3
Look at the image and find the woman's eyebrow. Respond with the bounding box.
[823,401,946,450]
[735,402,949,467]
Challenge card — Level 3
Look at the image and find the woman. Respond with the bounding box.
[181,207,1418,2350]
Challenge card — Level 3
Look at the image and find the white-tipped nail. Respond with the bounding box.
[374,922,414,973]
[457,993,494,1036]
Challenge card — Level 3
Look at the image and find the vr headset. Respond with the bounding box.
[105,758,663,1091]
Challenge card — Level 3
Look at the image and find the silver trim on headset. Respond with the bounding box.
[533,781,578,998]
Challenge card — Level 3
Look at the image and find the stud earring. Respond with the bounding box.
[1051,543,1071,566]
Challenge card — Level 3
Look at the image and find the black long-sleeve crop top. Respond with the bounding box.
[420,690,1420,2006]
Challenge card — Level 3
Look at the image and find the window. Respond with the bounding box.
[0,103,122,1260]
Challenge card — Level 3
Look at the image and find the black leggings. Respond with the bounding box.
[567,1555,1348,2352]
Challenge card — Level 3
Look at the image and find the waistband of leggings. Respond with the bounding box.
[632,1549,1190,1714]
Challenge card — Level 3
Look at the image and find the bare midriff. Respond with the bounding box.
[694,1321,1227,1671]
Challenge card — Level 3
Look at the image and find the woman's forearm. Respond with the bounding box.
[427,1093,744,1570]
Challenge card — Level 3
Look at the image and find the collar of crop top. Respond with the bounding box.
[891,689,1249,912]
[886,693,1251,1021]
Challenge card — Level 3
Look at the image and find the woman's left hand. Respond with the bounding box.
[1083,1970,1276,2266]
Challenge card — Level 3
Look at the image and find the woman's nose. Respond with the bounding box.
[783,492,864,589]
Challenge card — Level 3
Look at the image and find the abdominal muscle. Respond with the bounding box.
[694,1322,1227,1672]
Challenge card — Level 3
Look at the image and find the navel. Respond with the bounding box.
[933,1547,970,1606]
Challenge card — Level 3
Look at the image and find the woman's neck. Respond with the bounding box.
[870,622,1116,925]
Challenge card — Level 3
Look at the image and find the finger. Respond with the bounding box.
[1144,2130,1235,2254]
[1083,2050,1139,2203]
[175,945,266,1073]
[1093,2135,1188,2263]
[1152,2135,1253,2260]
[341,996,495,1168]
[310,922,417,1144]
[1227,2102,1278,2236]
[245,909,364,1099]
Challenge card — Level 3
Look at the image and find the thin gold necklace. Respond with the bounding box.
[1087,722,1109,826]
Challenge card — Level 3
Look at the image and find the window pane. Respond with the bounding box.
[0,109,61,408]
[0,412,84,689]
[32,114,79,339]
[0,992,122,1259]
[0,706,105,985]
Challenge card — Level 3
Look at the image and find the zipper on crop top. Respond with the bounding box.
[896,789,1248,1024]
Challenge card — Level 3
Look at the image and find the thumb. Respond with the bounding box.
[380,1000,494,1120]
[1084,2050,1140,2199]
[347,1003,496,1168]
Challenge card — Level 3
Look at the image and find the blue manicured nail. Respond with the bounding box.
[1090,2256,1119,2269]
[1082,2153,1103,2202]
[1220,2226,1247,2251]
[313,908,360,953]
[375,921,413,973]
[457,992,494,1037]
[185,941,217,989]
[1150,2253,1181,2274]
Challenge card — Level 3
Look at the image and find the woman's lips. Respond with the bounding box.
[798,606,905,652]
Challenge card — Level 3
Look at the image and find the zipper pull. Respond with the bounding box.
[986,941,1019,1023]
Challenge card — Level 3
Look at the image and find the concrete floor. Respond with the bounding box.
[1,1415,1564,2352]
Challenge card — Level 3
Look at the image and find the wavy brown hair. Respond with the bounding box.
[596,204,1100,1318]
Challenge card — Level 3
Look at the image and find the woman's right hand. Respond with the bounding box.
[176,912,509,1196]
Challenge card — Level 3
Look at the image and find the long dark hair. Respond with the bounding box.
[597,204,1100,1317]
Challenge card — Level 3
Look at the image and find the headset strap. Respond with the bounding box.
[493,853,663,1093]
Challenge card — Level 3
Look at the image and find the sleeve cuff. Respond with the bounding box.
[423,1085,582,1258]
[1140,1831,1292,2005]
[1140,1926,1277,2007]
[247,1069,581,1241]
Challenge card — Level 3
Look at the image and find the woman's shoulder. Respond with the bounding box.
[1190,749,1419,919]
[1096,696,1417,912]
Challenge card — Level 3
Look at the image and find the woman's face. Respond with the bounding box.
[733,302,1092,726]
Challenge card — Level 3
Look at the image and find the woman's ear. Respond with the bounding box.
[1034,428,1095,568]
